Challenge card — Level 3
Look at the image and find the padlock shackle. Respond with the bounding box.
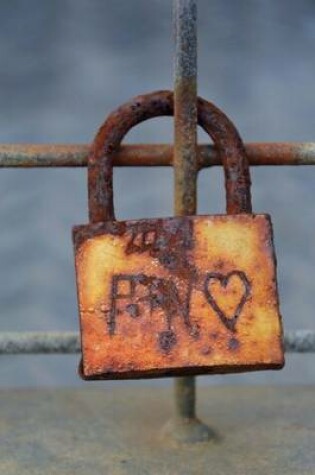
[88,90,252,223]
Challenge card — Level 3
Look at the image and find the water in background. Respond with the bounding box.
[0,0,314,387]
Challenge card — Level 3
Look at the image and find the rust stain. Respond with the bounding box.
[174,78,198,216]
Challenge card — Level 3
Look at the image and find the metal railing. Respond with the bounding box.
[0,330,314,355]
[1,0,314,443]
[1,142,315,167]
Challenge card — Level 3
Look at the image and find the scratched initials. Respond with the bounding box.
[107,270,251,348]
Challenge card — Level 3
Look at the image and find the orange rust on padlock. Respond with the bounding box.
[73,90,284,379]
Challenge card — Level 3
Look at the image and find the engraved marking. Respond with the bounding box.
[109,275,137,335]
[108,270,251,347]
[124,220,196,275]
[204,271,251,333]
[108,273,193,345]
[126,229,158,255]
[228,337,240,350]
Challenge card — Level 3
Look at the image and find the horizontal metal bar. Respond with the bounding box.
[0,330,314,355]
[0,332,80,354]
[0,143,315,168]
[173,0,198,426]
[284,330,315,353]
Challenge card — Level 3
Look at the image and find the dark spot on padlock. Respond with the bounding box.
[105,144,114,154]
[158,330,177,353]
[151,294,164,309]
[130,102,140,111]
[159,253,177,269]
[201,346,212,356]
[152,99,159,107]
[228,337,240,351]
[210,332,219,340]
[107,221,126,235]
[126,304,139,319]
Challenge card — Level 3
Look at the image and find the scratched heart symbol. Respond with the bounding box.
[204,271,251,332]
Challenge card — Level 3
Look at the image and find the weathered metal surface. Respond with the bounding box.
[73,89,284,379]
[173,0,198,426]
[1,142,315,167]
[0,386,313,474]
[0,332,80,354]
[87,90,251,223]
[0,329,311,354]
[73,214,283,379]
[241,142,315,167]
[284,330,315,353]
[0,143,89,167]
[173,0,197,216]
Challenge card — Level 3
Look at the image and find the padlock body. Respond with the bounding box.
[73,214,284,379]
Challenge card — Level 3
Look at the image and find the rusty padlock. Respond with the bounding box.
[73,90,284,379]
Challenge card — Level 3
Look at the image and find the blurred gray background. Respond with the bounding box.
[0,0,314,387]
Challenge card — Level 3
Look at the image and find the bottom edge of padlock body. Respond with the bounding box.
[79,359,285,381]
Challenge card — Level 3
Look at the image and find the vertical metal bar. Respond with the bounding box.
[174,0,198,216]
[169,0,213,443]
[173,0,198,423]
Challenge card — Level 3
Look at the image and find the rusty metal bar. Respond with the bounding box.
[173,0,197,215]
[1,142,315,168]
[0,332,80,354]
[173,0,200,435]
[283,330,315,353]
[0,330,313,354]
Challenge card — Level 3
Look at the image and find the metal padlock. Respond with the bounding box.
[73,90,284,379]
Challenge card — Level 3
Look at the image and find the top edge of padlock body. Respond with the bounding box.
[73,213,272,251]
[87,90,252,223]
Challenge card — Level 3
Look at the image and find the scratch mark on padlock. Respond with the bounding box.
[108,269,251,346]
[204,271,251,333]
[124,218,196,277]
[108,273,194,344]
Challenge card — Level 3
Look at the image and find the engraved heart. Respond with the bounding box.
[204,271,251,332]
